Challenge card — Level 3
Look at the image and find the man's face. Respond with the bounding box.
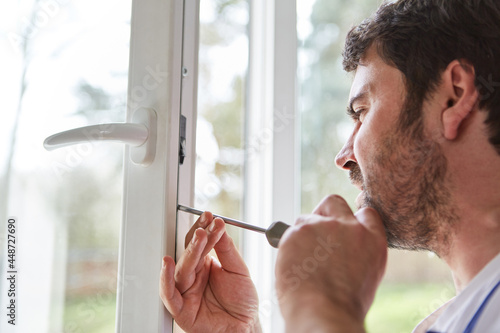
[336,46,457,251]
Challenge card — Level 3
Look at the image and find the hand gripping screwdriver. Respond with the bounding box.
[177,204,290,248]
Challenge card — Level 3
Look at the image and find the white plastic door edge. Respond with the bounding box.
[176,0,200,264]
[115,0,185,332]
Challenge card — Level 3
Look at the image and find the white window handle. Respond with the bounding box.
[43,108,157,166]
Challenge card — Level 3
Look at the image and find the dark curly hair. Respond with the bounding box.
[342,0,500,153]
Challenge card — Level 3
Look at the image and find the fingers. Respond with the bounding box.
[159,256,183,317]
[185,212,213,248]
[175,217,226,294]
[291,195,355,229]
[214,231,250,276]
[312,194,354,221]
[174,228,208,293]
[198,218,226,261]
[292,195,383,243]
[290,195,354,233]
[312,195,386,239]
[355,207,386,239]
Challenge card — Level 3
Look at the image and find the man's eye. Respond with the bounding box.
[346,106,367,122]
[353,108,367,122]
[355,109,366,121]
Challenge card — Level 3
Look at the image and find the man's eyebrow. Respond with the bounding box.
[347,91,368,117]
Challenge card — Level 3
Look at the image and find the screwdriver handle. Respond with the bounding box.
[265,221,290,248]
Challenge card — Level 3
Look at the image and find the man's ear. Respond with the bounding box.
[441,60,479,140]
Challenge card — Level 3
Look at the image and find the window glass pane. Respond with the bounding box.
[298,1,453,332]
[1,1,130,332]
[195,0,249,245]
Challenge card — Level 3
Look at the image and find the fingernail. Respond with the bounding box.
[199,213,209,227]
[192,230,199,244]
[162,257,167,268]
[208,220,217,232]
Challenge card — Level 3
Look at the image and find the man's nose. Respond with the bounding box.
[335,133,357,170]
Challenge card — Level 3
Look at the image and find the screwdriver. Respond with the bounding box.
[177,204,290,248]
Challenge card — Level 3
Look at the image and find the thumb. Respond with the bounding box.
[214,232,250,276]
[355,207,386,238]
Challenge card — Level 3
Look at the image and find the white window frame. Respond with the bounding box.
[244,0,298,332]
[116,0,297,332]
[116,0,199,332]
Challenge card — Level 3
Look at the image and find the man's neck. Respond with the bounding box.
[440,207,500,293]
[436,105,500,292]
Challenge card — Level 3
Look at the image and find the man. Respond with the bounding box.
[159,0,500,331]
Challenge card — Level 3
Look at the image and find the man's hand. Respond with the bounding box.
[275,195,387,332]
[159,212,261,333]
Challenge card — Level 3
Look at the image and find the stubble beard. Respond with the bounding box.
[350,125,458,253]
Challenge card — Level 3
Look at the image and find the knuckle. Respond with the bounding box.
[182,241,196,259]
[357,206,378,217]
[321,194,347,208]
[173,268,182,281]
[325,194,344,202]
[295,221,317,235]
[280,221,313,245]
[314,194,350,216]
[185,243,194,255]
[294,215,309,226]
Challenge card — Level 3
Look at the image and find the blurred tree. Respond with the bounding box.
[300,0,381,212]
[196,0,248,221]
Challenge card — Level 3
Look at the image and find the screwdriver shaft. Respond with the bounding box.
[177,204,267,234]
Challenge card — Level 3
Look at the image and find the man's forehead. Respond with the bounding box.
[349,47,381,98]
[349,47,404,101]
[349,65,373,101]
